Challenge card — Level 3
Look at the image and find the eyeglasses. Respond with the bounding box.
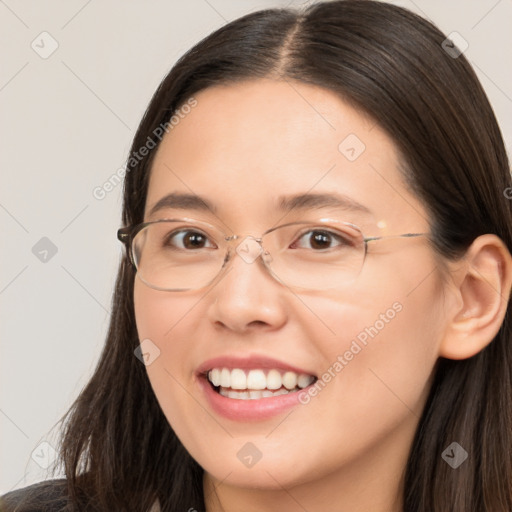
[117,217,428,292]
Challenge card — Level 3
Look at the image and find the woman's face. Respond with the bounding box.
[134,79,449,490]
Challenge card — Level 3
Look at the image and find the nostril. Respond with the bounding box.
[247,320,268,328]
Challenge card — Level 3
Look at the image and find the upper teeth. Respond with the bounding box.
[207,368,315,390]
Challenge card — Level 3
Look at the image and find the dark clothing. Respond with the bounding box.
[0,479,161,511]
[0,479,69,512]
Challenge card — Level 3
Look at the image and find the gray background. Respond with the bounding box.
[1,0,511,494]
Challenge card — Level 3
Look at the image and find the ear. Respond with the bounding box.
[439,234,512,360]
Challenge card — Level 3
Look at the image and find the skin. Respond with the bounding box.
[133,79,512,512]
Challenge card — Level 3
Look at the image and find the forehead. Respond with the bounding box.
[145,79,428,232]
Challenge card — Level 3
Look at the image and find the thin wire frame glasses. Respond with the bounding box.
[117,217,429,292]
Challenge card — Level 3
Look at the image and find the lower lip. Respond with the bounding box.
[197,374,313,421]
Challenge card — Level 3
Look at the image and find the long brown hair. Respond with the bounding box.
[6,1,512,510]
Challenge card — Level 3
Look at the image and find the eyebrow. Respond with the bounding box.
[278,192,372,215]
[148,192,218,217]
[147,191,372,218]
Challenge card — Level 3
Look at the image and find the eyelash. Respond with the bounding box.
[165,228,350,251]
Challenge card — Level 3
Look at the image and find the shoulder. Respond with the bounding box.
[0,479,68,512]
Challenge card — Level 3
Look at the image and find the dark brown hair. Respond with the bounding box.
[4,1,511,510]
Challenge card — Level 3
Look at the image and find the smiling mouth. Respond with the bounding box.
[206,367,317,400]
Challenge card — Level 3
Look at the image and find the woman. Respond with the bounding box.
[2,1,511,510]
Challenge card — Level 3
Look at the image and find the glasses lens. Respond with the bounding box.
[261,221,365,289]
[130,219,365,291]
[132,220,225,291]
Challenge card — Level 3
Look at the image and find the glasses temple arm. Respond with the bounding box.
[363,232,428,243]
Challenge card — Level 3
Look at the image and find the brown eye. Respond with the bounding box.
[293,229,350,250]
[165,230,214,250]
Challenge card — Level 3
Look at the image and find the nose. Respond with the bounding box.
[207,240,288,333]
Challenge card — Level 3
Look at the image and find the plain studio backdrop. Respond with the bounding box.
[1,0,511,495]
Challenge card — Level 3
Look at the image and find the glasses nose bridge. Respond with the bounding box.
[224,232,273,271]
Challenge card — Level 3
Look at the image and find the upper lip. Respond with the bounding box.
[196,354,317,377]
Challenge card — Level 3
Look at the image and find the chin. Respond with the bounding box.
[198,449,316,490]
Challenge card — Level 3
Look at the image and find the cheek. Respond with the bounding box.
[297,250,443,376]
[133,279,217,460]
[134,279,200,346]
[133,278,212,379]
[289,253,443,460]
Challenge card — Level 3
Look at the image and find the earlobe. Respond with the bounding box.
[439,234,512,360]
